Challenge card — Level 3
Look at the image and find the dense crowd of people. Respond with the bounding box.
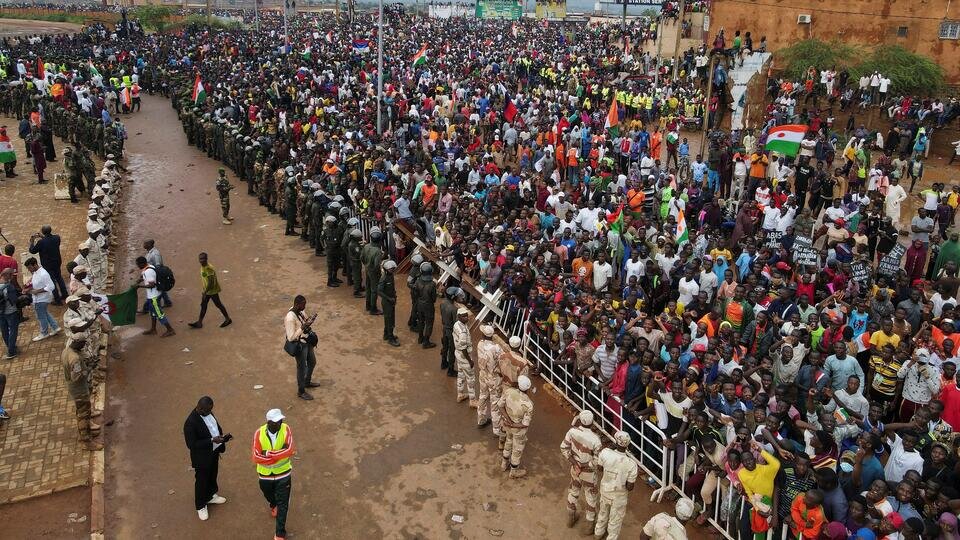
[3,5,960,538]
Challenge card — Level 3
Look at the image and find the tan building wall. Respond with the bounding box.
[707,0,960,82]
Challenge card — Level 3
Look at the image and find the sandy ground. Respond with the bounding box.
[101,95,685,539]
[0,18,81,38]
[0,486,91,537]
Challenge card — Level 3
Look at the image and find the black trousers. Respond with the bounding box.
[198,293,229,322]
[194,455,219,510]
[259,475,291,537]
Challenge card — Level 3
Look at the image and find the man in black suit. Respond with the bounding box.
[183,396,230,521]
[28,225,66,304]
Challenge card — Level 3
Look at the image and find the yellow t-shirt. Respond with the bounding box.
[869,330,900,351]
[737,450,780,499]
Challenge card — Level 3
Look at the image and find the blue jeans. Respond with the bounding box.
[0,311,19,356]
[34,302,59,335]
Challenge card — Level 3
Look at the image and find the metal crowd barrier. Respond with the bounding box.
[489,293,770,540]
[350,212,765,540]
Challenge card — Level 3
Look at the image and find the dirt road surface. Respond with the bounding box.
[103,95,680,539]
[0,19,81,38]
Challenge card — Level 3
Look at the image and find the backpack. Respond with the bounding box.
[154,265,175,292]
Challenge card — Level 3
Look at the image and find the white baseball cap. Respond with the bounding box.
[265,408,285,422]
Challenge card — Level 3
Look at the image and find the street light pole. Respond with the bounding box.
[672,0,686,80]
[376,0,384,134]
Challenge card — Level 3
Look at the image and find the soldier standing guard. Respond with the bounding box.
[377,260,400,347]
[499,375,534,479]
[323,215,341,287]
[452,308,476,406]
[215,169,234,225]
[406,253,423,331]
[414,262,437,349]
[361,228,384,315]
[561,410,602,534]
[594,431,639,540]
[63,147,85,203]
[439,287,459,376]
[347,229,363,297]
[62,334,102,450]
[475,324,504,434]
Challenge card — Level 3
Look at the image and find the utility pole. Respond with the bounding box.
[700,54,716,156]
[621,0,627,32]
[671,0,685,80]
[654,16,663,84]
[376,0,384,134]
[254,0,259,32]
[206,0,211,25]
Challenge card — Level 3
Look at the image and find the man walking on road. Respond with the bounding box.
[561,410,602,533]
[62,335,101,451]
[188,253,232,329]
[595,431,639,540]
[28,225,67,303]
[183,396,229,521]
[475,323,504,434]
[143,240,172,308]
[500,374,534,479]
[135,256,176,338]
[252,408,296,540]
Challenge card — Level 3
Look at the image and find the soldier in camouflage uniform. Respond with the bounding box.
[79,147,96,196]
[63,147,85,203]
[300,182,314,243]
[361,228,384,314]
[283,176,298,235]
[215,168,235,225]
[310,187,328,255]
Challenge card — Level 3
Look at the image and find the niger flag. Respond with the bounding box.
[604,94,619,137]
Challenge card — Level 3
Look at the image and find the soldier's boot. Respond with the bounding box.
[222,218,232,225]
[500,458,509,471]
[581,520,596,536]
[509,467,527,479]
[388,337,401,347]
[567,509,579,528]
[89,422,102,435]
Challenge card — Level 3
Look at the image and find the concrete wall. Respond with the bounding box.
[707,0,960,82]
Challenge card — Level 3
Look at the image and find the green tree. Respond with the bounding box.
[133,5,173,32]
[776,39,861,81]
[853,45,944,95]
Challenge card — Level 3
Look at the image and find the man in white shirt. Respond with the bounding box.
[24,257,60,340]
[136,256,175,337]
[576,202,600,234]
[883,431,923,483]
[677,268,700,306]
[592,253,613,293]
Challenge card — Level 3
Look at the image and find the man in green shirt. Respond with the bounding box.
[188,252,232,329]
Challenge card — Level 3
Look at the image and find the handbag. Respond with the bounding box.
[283,339,302,357]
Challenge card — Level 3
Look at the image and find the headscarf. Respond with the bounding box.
[934,237,960,276]
[939,512,960,540]
[855,528,876,540]
[713,255,729,285]
[823,521,846,540]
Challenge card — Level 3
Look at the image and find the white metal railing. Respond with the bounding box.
[488,293,772,540]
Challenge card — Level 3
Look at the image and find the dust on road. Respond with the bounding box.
[103,95,675,539]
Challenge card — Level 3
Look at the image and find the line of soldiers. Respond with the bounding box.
[61,154,124,452]
[1,87,126,160]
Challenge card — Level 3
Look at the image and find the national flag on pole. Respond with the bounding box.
[504,93,518,123]
[511,22,518,37]
[0,132,16,164]
[87,60,100,77]
[324,30,332,43]
[604,94,620,137]
[676,209,689,246]
[120,87,131,108]
[191,74,206,106]
[764,124,807,157]
[36,57,44,77]
[352,39,370,53]
[411,44,428,68]
[301,44,312,60]
[100,287,138,326]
